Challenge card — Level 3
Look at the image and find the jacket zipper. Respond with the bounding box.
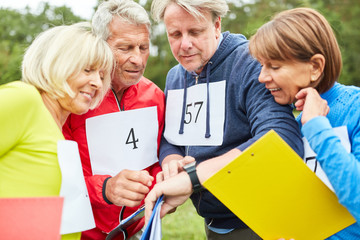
[111,89,123,111]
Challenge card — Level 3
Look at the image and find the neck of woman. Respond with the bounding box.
[41,92,69,130]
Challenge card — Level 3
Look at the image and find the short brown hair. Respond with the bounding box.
[249,7,342,93]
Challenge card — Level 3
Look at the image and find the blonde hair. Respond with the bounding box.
[249,8,342,93]
[151,0,228,23]
[21,22,114,109]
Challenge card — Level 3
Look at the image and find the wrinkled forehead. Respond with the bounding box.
[164,2,214,23]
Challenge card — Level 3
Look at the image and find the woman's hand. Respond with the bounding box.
[295,87,329,125]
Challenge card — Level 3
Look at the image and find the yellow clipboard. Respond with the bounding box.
[203,130,355,240]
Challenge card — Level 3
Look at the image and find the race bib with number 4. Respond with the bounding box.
[86,106,159,176]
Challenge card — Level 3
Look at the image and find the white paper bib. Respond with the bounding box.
[86,106,159,176]
[57,140,95,234]
[164,80,226,146]
[303,126,350,192]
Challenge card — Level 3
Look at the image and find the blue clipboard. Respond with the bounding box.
[140,195,164,240]
[106,205,145,240]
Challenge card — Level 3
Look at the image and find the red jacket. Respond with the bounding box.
[63,77,164,240]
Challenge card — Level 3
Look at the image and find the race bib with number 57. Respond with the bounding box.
[164,81,226,146]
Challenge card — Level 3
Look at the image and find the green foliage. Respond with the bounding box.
[320,0,360,86]
[144,36,178,90]
[144,0,360,89]
[0,0,359,88]
[0,3,83,85]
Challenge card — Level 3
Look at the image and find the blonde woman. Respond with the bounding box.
[0,22,113,240]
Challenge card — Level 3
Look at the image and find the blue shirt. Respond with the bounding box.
[299,82,360,239]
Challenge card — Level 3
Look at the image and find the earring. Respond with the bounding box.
[311,76,317,82]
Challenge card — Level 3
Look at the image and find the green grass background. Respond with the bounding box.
[162,199,206,239]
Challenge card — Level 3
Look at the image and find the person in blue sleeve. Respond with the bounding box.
[149,0,304,239]
[249,7,360,240]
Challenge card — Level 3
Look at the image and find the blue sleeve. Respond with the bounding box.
[302,116,360,222]
[236,102,303,158]
[235,61,304,158]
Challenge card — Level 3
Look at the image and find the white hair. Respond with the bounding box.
[151,0,229,22]
[92,0,151,40]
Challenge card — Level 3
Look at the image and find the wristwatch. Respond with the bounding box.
[182,161,202,193]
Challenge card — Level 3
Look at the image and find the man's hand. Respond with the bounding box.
[159,155,195,181]
[105,169,154,207]
[144,149,241,225]
[144,171,192,225]
[153,156,195,216]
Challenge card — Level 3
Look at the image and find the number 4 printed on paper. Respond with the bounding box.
[126,128,139,149]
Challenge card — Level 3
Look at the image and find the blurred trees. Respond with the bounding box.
[144,0,360,89]
[0,3,82,84]
[1,0,359,89]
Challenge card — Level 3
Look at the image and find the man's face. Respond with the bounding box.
[107,17,150,92]
[163,3,221,74]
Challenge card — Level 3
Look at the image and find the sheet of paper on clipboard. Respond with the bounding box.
[203,130,355,240]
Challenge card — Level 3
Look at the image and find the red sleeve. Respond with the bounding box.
[85,174,112,207]
[141,80,164,182]
[155,87,166,157]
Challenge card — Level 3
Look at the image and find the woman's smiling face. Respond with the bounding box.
[59,67,104,115]
[258,59,313,105]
